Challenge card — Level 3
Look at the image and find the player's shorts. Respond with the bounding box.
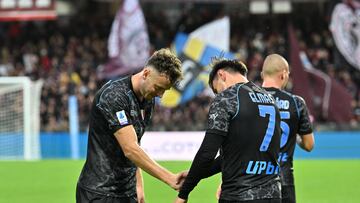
[281,185,296,203]
[76,184,137,203]
[219,199,281,203]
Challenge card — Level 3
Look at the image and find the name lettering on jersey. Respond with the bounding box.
[245,161,279,175]
[248,92,274,104]
[116,110,128,125]
[275,97,289,110]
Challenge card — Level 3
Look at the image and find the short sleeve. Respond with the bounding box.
[206,90,238,136]
[96,86,133,133]
[294,95,313,135]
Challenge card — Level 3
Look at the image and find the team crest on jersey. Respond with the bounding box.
[130,110,138,117]
[116,110,128,125]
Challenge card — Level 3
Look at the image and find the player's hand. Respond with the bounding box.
[216,183,221,200]
[168,174,182,191]
[174,197,187,203]
[136,185,145,203]
[176,170,188,186]
[168,171,188,191]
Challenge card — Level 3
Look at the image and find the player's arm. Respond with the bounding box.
[177,131,223,200]
[136,168,145,203]
[115,126,181,190]
[176,91,237,200]
[294,95,315,152]
[177,92,235,200]
[96,90,183,190]
[296,133,314,152]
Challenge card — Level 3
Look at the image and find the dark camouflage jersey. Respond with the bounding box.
[264,87,313,186]
[77,76,154,197]
[208,82,282,201]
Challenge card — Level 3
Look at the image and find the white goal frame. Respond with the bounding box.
[0,77,43,160]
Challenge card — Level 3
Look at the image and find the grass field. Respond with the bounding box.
[0,160,359,203]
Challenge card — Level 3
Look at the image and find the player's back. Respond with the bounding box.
[219,82,281,201]
[264,87,312,186]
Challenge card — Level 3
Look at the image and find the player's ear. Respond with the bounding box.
[280,71,285,80]
[142,67,151,79]
[282,69,288,79]
[218,69,226,81]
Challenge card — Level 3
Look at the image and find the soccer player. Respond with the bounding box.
[76,48,187,203]
[261,54,314,203]
[175,59,282,203]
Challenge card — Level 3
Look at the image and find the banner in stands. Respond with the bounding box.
[160,33,235,107]
[289,25,353,123]
[330,2,360,71]
[100,0,150,79]
[189,16,230,52]
[160,17,234,107]
[0,0,56,21]
[141,131,205,161]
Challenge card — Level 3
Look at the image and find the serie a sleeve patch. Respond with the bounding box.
[116,110,128,125]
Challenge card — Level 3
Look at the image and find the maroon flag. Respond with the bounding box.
[99,0,150,79]
[328,76,354,122]
[288,25,314,115]
[289,25,353,123]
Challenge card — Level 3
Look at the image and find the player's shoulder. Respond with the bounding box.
[291,94,306,105]
[215,82,243,99]
[97,77,131,104]
[211,83,245,108]
[270,89,300,104]
[111,76,132,92]
[273,88,293,99]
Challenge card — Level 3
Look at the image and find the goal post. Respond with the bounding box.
[0,77,43,160]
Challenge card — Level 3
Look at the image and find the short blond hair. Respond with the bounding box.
[261,54,289,76]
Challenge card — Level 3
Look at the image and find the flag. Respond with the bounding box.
[160,17,233,107]
[289,25,353,123]
[160,33,235,107]
[329,2,360,71]
[189,16,230,52]
[99,0,150,79]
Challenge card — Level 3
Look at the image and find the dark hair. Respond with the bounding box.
[208,58,248,91]
[146,48,183,85]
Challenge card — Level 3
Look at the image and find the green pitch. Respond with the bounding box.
[0,160,359,203]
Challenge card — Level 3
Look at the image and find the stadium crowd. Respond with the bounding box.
[0,3,359,132]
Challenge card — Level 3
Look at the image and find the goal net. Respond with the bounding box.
[0,77,43,160]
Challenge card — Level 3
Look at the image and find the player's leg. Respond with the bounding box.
[281,185,296,203]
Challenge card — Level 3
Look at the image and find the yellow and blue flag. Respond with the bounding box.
[160,33,235,107]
